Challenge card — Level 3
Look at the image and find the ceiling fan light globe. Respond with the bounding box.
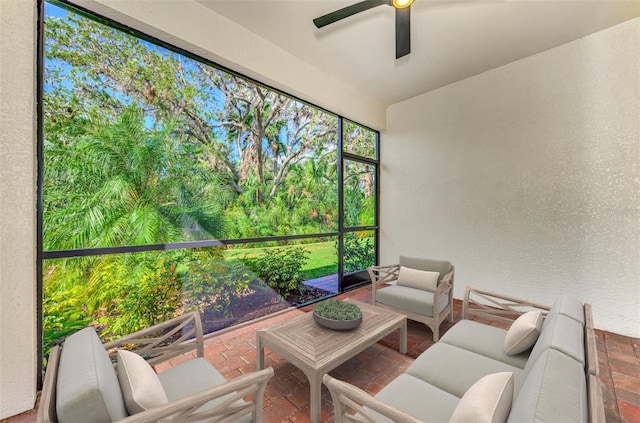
[392,0,413,9]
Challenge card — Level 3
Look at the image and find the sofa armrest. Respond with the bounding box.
[103,311,204,366]
[323,374,424,423]
[116,367,274,423]
[463,286,550,324]
[588,374,605,423]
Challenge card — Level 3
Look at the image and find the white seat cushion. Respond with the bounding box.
[375,285,449,317]
[369,374,460,422]
[440,320,529,369]
[158,357,251,423]
[405,343,524,399]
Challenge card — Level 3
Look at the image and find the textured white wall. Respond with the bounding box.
[0,0,38,418]
[383,19,640,337]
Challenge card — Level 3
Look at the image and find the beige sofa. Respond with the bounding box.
[324,287,605,423]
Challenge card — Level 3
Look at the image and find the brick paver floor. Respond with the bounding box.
[3,285,639,423]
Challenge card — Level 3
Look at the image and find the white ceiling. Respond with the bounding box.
[197,0,639,106]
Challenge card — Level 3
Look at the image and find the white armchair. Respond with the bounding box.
[367,256,455,341]
[38,311,273,423]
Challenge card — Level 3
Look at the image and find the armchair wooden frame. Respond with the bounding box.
[38,311,273,423]
[367,264,455,341]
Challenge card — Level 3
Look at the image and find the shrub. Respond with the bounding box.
[42,283,92,358]
[85,257,182,340]
[343,236,374,273]
[243,247,309,296]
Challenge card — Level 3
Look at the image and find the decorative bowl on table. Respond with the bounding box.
[313,300,362,331]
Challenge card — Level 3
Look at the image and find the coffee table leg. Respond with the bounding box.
[400,319,407,354]
[256,333,264,371]
[309,371,322,423]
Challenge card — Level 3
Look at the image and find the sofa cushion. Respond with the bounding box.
[396,266,439,292]
[546,294,584,326]
[375,285,449,317]
[449,372,514,423]
[56,327,128,423]
[370,373,460,422]
[405,343,524,399]
[440,320,529,369]
[508,349,587,423]
[526,312,585,370]
[158,357,251,423]
[117,350,168,414]
[504,311,543,355]
[399,256,451,282]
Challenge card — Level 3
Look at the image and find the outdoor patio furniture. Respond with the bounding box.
[367,256,454,341]
[256,299,407,423]
[323,286,605,423]
[37,311,273,423]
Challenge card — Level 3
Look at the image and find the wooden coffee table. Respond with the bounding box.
[256,299,407,423]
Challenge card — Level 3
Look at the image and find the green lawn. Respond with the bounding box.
[223,241,338,280]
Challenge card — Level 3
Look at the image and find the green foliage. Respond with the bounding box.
[314,300,362,321]
[42,281,91,356]
[86,257,182,340]
[43,106,230,251]
[40,3,378,357]
[243,247,309,296]
[343,235,375,274]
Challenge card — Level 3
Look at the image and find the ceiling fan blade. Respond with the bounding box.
[395,5,411,59]
[313,0,389,28]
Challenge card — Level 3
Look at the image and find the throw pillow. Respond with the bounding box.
[449,372,514,423]
[396,266,440,292]
[503,311,544,355]
[117,349,169,415]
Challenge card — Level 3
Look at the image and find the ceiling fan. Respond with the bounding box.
[313,0,414,59]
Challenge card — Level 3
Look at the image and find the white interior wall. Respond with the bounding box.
[382,18,640,337]
[0,0,38,418]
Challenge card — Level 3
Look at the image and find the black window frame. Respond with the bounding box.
[36,0,380,385]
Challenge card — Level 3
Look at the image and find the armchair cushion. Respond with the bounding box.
[117,350,168,414]
[157,357,252,423]
[375,285,449,318]
[399,256,451,282]
[396,266,440,292]
[449,372,514,423]
[55,327,128,423]
[504,311,543,355]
